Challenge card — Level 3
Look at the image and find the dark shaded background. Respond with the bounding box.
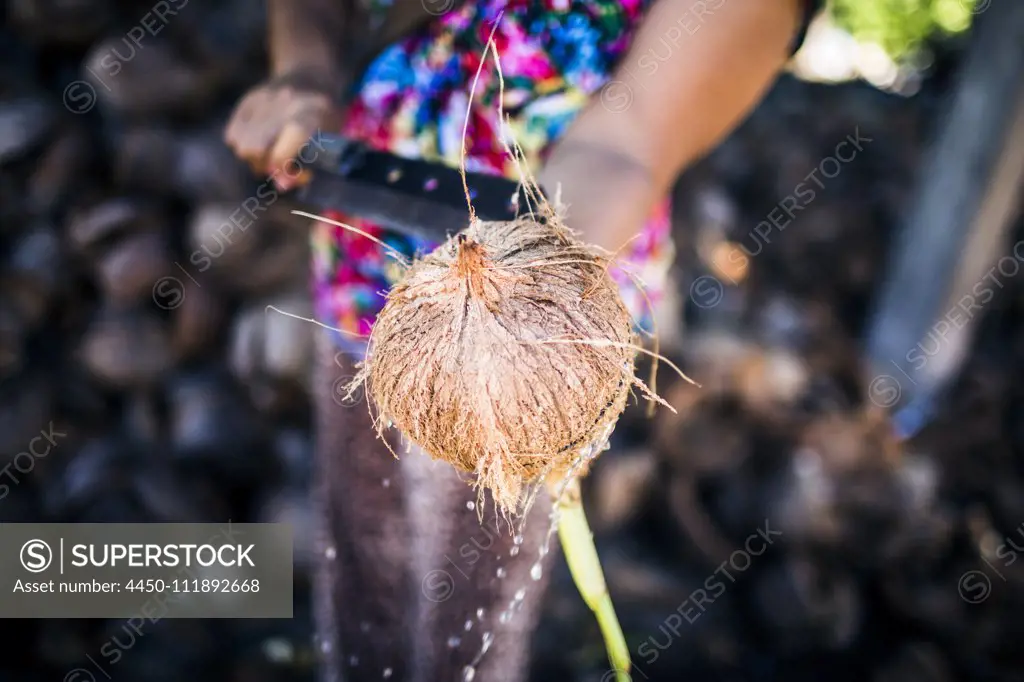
[2,1,1023,681]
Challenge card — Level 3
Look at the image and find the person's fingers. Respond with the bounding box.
[224,85,337,187]
[230,89,291,173]
[223,91,255,148]
[266,119,317,190]
[268,91,336,189]
[224,90,268,159]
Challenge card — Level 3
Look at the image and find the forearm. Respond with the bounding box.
[268,0,347,84]
[567,0,802,196]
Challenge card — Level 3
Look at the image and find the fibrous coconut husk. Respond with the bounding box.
[350,205,662,514]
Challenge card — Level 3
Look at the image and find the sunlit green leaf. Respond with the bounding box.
[828,0,976,59]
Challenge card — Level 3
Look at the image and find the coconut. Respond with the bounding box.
[352,207,649,514]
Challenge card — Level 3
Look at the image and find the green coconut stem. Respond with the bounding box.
[553,477,630,682]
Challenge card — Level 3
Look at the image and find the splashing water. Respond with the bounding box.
[536,430,613,571]
[458,411,614,681]
[497,587,528,627]
[461,629,495,682]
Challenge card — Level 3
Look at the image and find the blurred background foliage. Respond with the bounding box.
[828,0,980,59]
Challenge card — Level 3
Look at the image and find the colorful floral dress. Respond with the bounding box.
[311,0,672,352]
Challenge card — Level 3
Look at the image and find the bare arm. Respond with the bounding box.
[541,0,804,250]
[268,0,346,85]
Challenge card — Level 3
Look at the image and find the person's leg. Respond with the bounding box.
[313,331,556,682]
[313,333,412,681]
[403,451,554,682]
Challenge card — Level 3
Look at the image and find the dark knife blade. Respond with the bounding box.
[296,133,545,242]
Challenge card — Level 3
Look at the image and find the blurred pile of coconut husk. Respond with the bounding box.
[1,1,317,679]
[3,2,1023,682]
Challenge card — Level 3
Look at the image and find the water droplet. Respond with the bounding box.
[510,534,523,556]
[476,607,485,620]
[360,621,371,633]
[384,419,394,428]
[499,610,512,624]
[462,666,476,682]
[382,478,391,488]
[320,640,332,654]
[530,563,543,581]
[349,655,359,666]
[447,635,462,648]
[464,619,473,631]
[262,638,295,663]
[325,546,337,560]
[466,500,475,511]
[383,668,393,679]
[481,632,494,653]
[514,588,526,602]
[496,567,507,579]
